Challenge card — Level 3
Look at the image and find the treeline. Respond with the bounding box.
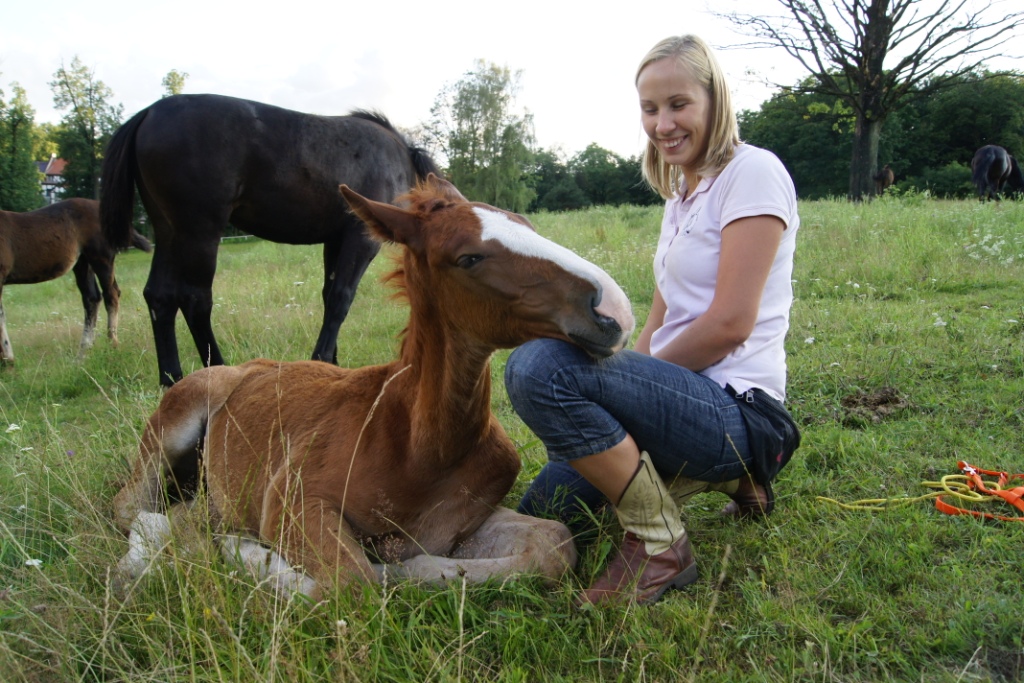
[4,59,1022,215]
[0,59,176,214]
[741,71,1024,199]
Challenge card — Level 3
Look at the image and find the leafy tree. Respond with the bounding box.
[0,80,43,211]
[50,57,123,199]
[739,80,855,198]
[33,122,61,160]
[531,148,589,211]
[162,70,189,97]
[720,0,1024,199]
[571,144,631,206]
[425,60,536,212]
[740,68,1024,198]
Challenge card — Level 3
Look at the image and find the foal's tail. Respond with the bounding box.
[101,106,151,250]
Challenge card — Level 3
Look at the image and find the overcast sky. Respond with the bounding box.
[1,0,1019,159]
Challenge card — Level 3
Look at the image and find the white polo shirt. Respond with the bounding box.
[650,144,799,401]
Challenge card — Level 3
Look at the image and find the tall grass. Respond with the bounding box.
[1,197,1022,681]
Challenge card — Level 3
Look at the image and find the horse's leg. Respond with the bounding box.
[258,491,376,599]
[72,260,101,356]
[311,231,380,364]
[144,241,187,387]
[174,236,225,371]
[0,285,13,363]
[373,507,577,586]
[112,365,247,580]
[90,254,121,346]
[219,536,317,597]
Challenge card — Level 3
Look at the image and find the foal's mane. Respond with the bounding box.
[376,181,466,342]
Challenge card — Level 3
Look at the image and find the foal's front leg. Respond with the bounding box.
[259,493,377,599]
[373,507,577,586]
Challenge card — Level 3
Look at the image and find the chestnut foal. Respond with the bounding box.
[112,176,634,597]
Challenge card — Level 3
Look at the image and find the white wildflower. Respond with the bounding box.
[805,337,816,344]
[25,559,42,567]
[5,424,21,433]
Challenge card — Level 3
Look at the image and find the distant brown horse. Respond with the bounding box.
[112,175,635,597]
[0,198,151,363]
[873,164,894,195]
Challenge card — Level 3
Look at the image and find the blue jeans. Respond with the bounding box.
[506,339,751,529]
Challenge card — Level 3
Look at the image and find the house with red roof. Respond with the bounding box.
[37,154,67,204]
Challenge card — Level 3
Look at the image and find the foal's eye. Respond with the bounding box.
[456,254,485,269]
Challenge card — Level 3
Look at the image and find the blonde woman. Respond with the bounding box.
[506,35,801,606]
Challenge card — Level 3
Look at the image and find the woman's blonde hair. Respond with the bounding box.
[636,35,741,199]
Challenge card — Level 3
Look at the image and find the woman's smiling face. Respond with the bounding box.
[637,57,711,178]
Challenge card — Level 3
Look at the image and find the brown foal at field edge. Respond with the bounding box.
[112,175,635,598]
[0,198,151,364]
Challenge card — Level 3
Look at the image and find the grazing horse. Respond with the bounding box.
[873,164,894,195]
[112,175,635,597]
[101,94,439,387]
[971,145,1013,201]
[0,198,151,363]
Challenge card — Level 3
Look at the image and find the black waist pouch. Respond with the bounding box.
[727,385,801,485]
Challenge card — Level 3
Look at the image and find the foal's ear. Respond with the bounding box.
[339,185,423,248]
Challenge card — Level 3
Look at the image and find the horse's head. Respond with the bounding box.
[339,175,634,357]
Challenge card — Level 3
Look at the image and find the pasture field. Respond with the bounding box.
[1,196,1023,682]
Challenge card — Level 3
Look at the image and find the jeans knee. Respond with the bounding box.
[506,342,544,409]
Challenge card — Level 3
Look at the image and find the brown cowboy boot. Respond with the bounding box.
[714,476,775,518]
[578,452,697,606]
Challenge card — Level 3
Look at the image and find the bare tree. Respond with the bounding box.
[717,0,1024,199]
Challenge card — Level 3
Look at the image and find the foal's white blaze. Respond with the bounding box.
[473,208,635,340]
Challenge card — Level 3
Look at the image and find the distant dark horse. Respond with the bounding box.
[101,94,439,386]
[873,164,894,195]
[1,198,151,363]
[971,145,1015,201]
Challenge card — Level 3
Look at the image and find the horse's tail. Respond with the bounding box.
[971,147,992,196]
[101,106,150,250]
[408,144,441,182]
[130,229,154,253]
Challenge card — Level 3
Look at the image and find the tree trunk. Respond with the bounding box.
[849,113,883,201]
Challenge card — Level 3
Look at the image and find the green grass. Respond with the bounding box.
[2,197,1023,681]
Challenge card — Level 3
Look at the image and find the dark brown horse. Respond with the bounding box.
[873,164,894,195]
[112,176,635,597]
[971,145,1014,201]
[101,94,439,387]
[0,198,151,363]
